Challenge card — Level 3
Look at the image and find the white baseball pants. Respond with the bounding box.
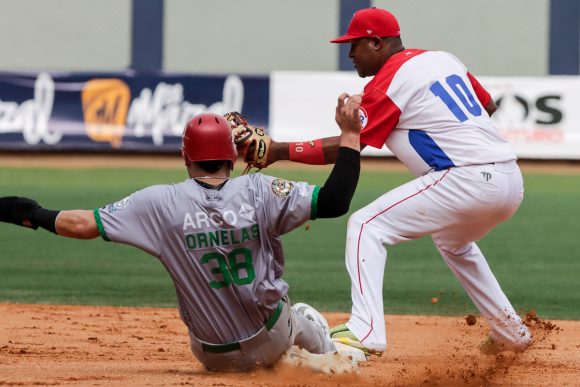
[344,160,532,351]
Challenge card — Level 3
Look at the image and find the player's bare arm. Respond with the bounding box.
[55,210,99,239]
[485,99,498,117]
[268,93,366,166]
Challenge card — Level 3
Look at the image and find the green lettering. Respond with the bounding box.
[230,229,240,244]
[229,247,255,285]
[241,227,251,242]
[209,231,220,247]
[251,224,260,239]
[197,233,208,248]
[185,234,196,249]
[201,252,232,289]
[220,230,229,245]
[189,226,260,251]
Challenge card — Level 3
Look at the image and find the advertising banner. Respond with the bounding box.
[0,71,269,151]
[1,71,580,159]
[483,76,580,159]
[270,72,580,159]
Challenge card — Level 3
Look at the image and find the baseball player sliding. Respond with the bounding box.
[236,8,532,356]
[0,94,364,371]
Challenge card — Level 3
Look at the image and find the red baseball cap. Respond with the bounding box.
[331,8,400,43]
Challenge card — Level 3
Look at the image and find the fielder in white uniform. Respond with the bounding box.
[266,7,532,355]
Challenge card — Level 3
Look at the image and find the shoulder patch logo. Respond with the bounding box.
[113,196,131,210]
[271,178,294,198]
[359,107,368,129]
[103,195,131,214]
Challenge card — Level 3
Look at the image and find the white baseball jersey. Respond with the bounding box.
[359,49,516,176]
[343,49,531,353]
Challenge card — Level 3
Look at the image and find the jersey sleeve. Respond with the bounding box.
[360,87,401,149]
[94,185,168,257]
[467,72,491,109]
[257,175,317,235]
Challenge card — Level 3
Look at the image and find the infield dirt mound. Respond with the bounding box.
[1,303,579,386]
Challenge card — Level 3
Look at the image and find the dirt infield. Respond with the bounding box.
[1,155,579,385]
[1,304,578,386]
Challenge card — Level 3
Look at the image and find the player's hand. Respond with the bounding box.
[335,93,363,152]
[0,196,41,229]
[335,93,363,135]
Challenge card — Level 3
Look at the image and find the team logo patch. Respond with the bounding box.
[271,178,294,198]
[359,107,368,129]
[103,196,131,213]
[114,196,131,210]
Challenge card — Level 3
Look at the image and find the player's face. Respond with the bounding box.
[348,38,381,77]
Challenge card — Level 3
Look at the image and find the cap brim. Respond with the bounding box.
[330,34,359,43]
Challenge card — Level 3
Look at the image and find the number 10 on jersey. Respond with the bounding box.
[430,74,482,122]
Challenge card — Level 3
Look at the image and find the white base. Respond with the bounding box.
[278,345,366,374]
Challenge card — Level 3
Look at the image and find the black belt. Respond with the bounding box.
[201,300,284,354]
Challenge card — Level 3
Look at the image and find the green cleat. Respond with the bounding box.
[329,323,351,338]
[330,324,382,357]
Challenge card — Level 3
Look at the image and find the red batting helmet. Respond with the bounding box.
[181,113,237,168]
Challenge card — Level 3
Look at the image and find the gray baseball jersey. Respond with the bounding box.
[94,174,319,345]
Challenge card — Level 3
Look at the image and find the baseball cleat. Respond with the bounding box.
[478,334,532,355]
[478,335,507,355]
[329,323,350,338]
[330,323,382,357]
[292,302,331,339]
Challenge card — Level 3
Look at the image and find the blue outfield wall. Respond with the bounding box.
[549,0,580,75]
[0,71,269,152]
[131,0,163,72]
[129,0,580,75]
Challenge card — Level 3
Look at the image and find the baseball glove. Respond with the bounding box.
[223,112,271,174]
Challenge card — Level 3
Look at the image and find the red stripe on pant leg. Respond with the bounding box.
[356,223,366,295]
[360,319,374,343]
[356,170,450,343]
